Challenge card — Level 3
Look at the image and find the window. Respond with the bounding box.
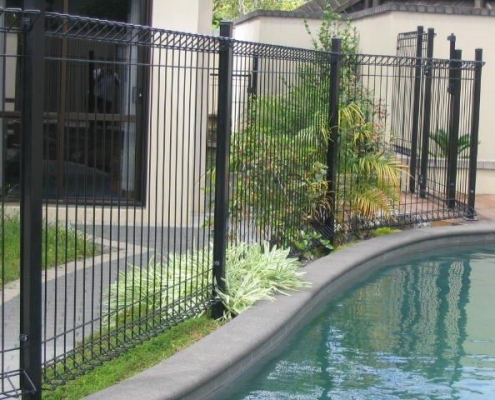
[2,0,151,203]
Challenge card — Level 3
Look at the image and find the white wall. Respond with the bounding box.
[234,16,321,48]
[140,0,213,226]
[152,0,213,34]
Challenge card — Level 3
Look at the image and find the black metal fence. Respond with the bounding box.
[0,8,483,399]
[224,25,483,250]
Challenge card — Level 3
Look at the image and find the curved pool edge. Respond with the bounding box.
[84,223,495,400]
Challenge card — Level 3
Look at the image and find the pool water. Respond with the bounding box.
[221,246,495,399]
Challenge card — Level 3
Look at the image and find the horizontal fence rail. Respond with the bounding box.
[0,10,484,398]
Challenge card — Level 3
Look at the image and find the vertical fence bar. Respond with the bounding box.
[447,49,462,209]
[409,26,424,193]
[327,37,341,239]
[419,28,435,198]
[246,56,258,118]
[212,21,233,319]
[447,34,456,94]
[467,49,483,219]
[249,56,258,97]
[20,1,45,399]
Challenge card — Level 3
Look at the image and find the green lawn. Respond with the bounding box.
[0,215,99,285]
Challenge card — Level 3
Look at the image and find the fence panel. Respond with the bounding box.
[228,39,332,255]
[37,13,220,388]
[1,10,221,394]
[336,53,481,234]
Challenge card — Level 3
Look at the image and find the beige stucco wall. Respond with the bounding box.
[152,0,212,34]
[142,0,213,226]
[234,16,321,48]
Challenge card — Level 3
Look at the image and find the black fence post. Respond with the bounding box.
[20,1,45,399]
[447,49,462,209]
[419,28,435,198]
[467,48,483,219]
[409,26,424,193]
[326,37,341,239]
[212,21,233,319]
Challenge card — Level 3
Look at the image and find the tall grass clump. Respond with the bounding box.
[218,242,309,319]
[105,248,212,327]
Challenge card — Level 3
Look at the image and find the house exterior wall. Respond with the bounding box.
[143,0,213,226]
[43,0,214,226]
[234,9,495,194]
[152,0,212,34]
[1,1,214,228]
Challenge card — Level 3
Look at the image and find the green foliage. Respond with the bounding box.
[336,103,402,220]
[0,214,98,285]
[217,242,309,319]
[228,63,331,256]
[230,97,332,255]
[429,128,474,159]
[230,83,402,253]
[213,0,304,27]
[369,227,401,237]
[305,7,359,54]
[106,249,212,327]
[107,242,308,324]
[293,230,333,260]
[227,4,402,248]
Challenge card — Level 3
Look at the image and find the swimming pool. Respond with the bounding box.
[87,224,495,400]
[220,245,495,399]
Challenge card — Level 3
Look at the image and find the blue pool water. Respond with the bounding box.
[221,246,495,399]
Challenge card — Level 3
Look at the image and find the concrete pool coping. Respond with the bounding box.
[86,222,495,400]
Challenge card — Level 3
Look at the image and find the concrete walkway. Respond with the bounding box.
[473,194,495,221]
[0,224,206,391]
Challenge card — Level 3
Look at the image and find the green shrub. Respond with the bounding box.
[227,5,403,252]
[105,248,212,327]
[106,242,309,323]
[218,242,309,319]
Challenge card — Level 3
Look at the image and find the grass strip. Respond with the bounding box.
[42,315,224,400]
[1,215,98,285]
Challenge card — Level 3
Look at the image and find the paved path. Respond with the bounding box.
[474,194,495,221]
[0,224,206,390]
